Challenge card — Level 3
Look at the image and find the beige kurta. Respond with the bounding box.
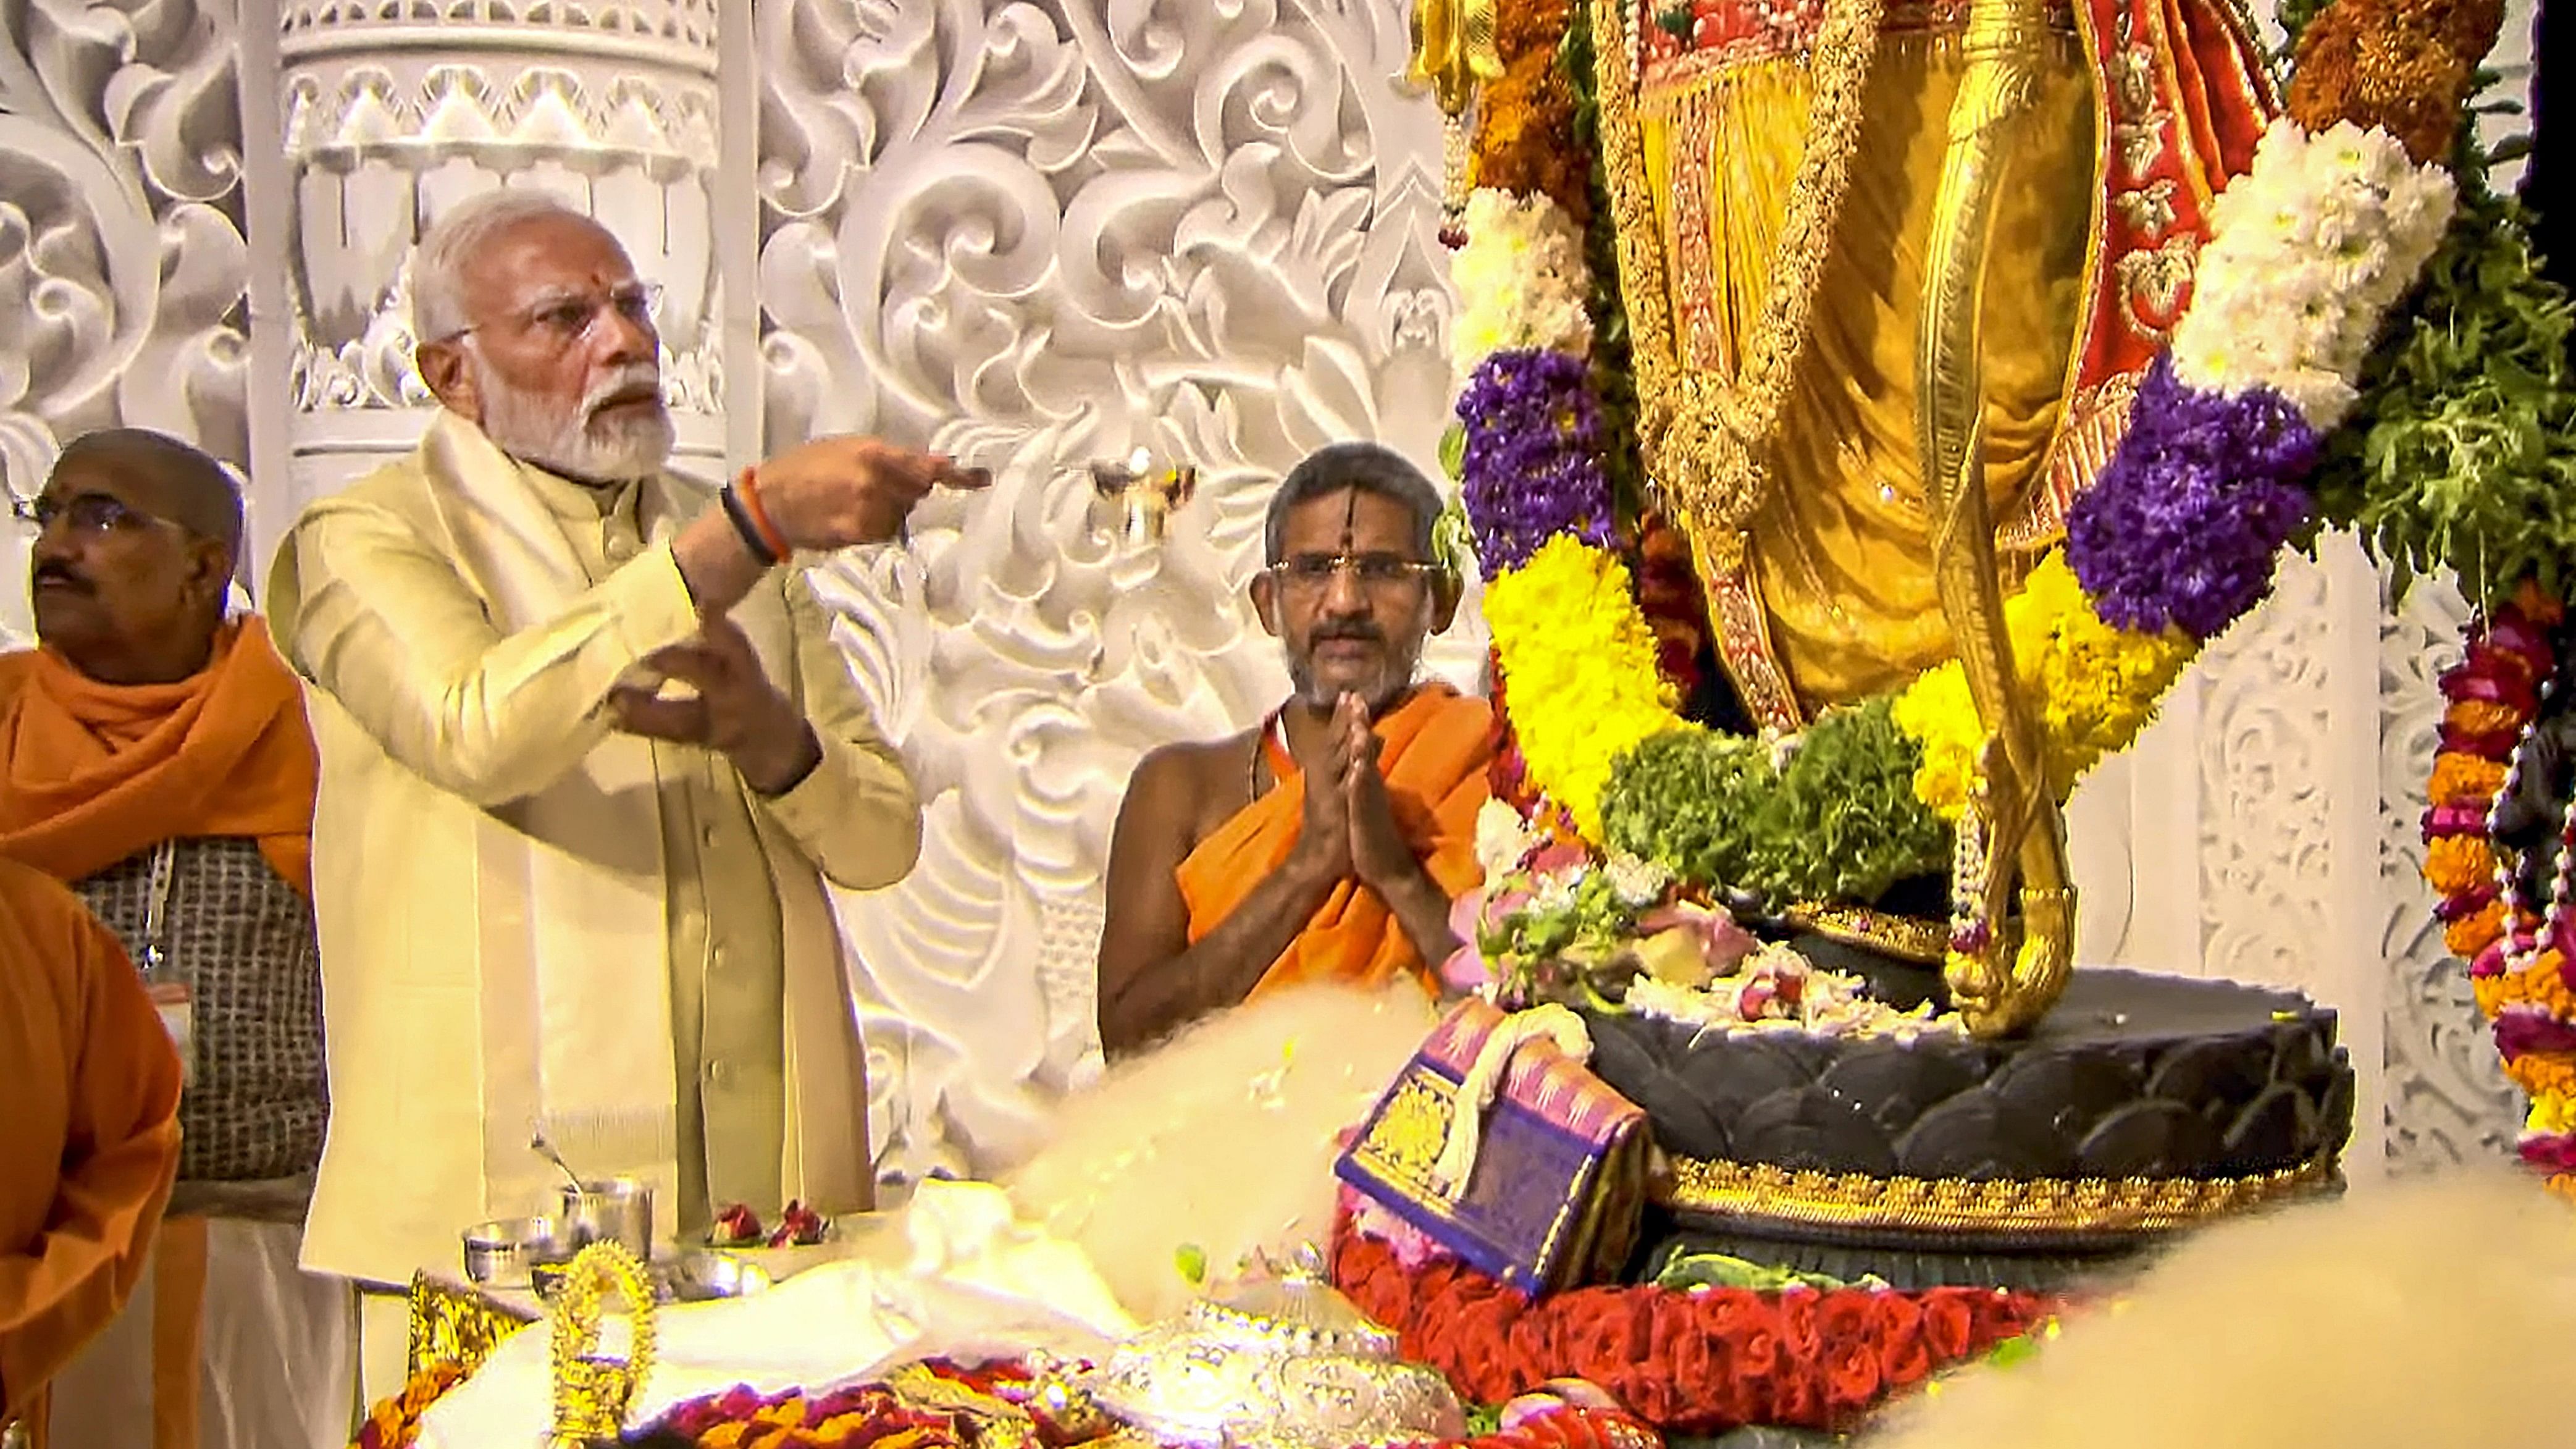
[266,414,920,1288]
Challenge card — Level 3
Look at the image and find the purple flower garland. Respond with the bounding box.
[2064,355,2322,642]
[1457,349,1614,576]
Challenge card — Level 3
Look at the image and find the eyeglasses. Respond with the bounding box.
[10,493,178,537]
[452,281,664,348]
[1269,552,1441,594]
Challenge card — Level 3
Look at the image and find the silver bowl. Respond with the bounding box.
[461,1216,563,1288]
[663,1251,774,1303]
[557,1177,655,1259]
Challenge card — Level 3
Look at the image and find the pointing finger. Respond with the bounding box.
[932,456,992,491]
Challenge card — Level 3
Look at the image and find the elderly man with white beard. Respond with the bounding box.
[264,189,984,1399]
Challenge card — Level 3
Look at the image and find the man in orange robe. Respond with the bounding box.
[0,431,317,892]
[0,428,336,1449]
[1096,443,1493,1057]
[0,855,183,1440]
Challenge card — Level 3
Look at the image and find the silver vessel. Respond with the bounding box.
[1079,1262,1466,1449]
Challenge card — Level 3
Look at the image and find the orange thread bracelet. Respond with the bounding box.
[735,465,792,561]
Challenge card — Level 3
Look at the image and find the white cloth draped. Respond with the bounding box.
[416,1182,1136,1447]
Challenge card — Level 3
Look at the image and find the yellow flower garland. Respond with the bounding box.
[1483,534,1683,839]
[1485,541,2191,843]
[1890,552,2197,820]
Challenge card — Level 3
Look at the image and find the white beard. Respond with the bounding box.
[469,351,674,482]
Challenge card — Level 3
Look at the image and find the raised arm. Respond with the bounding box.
[269,501,713,808]
[269,434,984,810]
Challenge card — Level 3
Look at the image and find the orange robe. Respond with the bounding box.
[1177,685,1495,997]
[0,622,318,897]
[0,856,183,1429]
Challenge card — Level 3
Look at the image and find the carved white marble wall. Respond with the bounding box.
[0,0,251,640]
[266,0,726,539]
[2096,547,2522,1182]
[752,0,1466,1187]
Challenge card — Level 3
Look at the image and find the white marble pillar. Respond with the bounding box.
[269,1,728,526]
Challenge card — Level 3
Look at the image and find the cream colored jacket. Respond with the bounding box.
[266,414,918,1286]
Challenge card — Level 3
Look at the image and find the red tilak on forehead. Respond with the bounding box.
[1340,488,1358,553]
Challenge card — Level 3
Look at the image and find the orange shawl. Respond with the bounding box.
[1177,684,1495,998]
[0,623,317,897]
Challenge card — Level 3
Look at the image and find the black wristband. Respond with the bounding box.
[719,485,781,567]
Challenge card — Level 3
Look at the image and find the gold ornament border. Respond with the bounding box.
[408,1272,535,1380]
[1782,902,1952,964]
[550,1242,658,1447]
[1589,0,1887,575]
[1661,1149,2338,1235]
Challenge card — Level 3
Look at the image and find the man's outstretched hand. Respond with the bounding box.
[608,614,821,795]
[757,437,992,552]
[671,437,991,612]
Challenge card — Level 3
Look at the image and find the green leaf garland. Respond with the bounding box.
[1559,3,1650,528]
[1598,697,1951,910]
[2306,138,2576,607]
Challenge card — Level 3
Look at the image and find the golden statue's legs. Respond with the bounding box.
[1918,0,2078,1037]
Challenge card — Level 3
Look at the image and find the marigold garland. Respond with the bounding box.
[2284,0,2506,164]
[2419,587,2576,1199]
[350,1361,469,1449]
[1481,534,1683,839]
[1892,553,2197,821]
[1471,0,1590,220]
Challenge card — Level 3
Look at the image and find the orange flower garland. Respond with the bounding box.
[2420,586,2576,1200]
[1471,0,1590,222]
[350,1361,469,1449]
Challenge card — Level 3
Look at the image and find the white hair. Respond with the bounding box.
[409,188,595,343]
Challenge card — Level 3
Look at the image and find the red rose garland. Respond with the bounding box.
[1331,1227,2048,1433]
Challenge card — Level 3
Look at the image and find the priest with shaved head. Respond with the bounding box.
[2,429,346,1448]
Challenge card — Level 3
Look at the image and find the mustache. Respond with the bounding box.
[1310,624,1383,644]
[582,366,664,418]
[31,560,87,591]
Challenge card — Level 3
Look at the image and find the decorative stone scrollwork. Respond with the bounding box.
[280,0,718,54]
[280,61,722,416]
[2197,554,2339,1007]
[0,0,251,645]
[757,0,1466,1186]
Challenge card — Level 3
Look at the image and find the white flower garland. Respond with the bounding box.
[1450,188,1595,371]
[2170,119,2457,429]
